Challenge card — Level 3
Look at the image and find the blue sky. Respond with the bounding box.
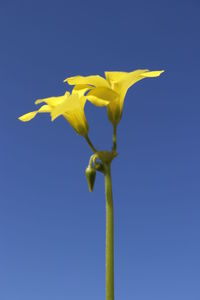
[1,0,200,299]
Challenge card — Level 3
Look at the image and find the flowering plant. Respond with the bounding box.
[19,69,164,300]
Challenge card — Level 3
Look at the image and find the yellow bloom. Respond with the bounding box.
[64,69,164,125]
[18,89,89,137]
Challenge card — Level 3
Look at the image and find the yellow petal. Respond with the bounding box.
[141,70,164,77]
[35,92,70,107]
[51,94,82,121]
[63,112,89,136]
[115,69,163,108]
[105,69,164,125]
[72,84,93,97]
[64,75,110,88]
[105,71,127,84]
[107,99,122,125]
[50,94,89,136]
[117,69,149,91]
[87,87,119,107]
[38,105,52,113]
[18,111,38,122]
[87,95,109,107]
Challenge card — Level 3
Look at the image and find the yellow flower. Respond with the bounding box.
[64,69,164,125]
[18,89,89,137]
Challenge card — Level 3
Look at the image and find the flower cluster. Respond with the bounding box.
[19,69,164,137]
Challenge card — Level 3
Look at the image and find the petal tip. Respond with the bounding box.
[35,99,42,105]
[50,112,57,122]
[142,70,165,78]
[18,116,25,122]
[18,111,37,122]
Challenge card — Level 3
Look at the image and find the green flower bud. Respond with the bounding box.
[85,166,96,192]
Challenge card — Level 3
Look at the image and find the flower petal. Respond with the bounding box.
[107,99,122,125]
[50,94,89,136]
[117,69,149,91]
[87,87,119,107]
[105,69,164,125]
[35,92,70,106]
[72,84,93,97]
[64,75,110,88]
[38,105,52,113]
[63,111,89,136]
[116,69,163,103]
[105,71,127,84]
[51,94,86,118]
[18,111,38,122]
[141,70,164,77]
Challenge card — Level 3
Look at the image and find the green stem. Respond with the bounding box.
[112,125,117,152]
[104,163,114,300]
[85,135,97,153]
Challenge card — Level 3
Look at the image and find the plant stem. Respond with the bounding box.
[112,125,117,152]
[85,135,97,153]
[104,163,114,300]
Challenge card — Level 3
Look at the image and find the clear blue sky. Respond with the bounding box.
[1,0,200,299]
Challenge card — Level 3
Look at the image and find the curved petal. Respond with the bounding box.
[117,69,164,111]
[105,71,127,84]
[106,69,164,125]
[50,94,89,136]
[35,92,70,106]
[119,69,164,93]
[51,94,84,121]
[87,96,109,107]
[141,70,164,77]
[87,87,119,107]
[63,111,89,136]
[107,98,122,125]
[115,69,149,93]
[38,105,52,113]
[64,75,110,88]
[72,84,93,97]
[18,111,38,122]
[18,104,53,122]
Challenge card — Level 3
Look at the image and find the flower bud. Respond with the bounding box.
[85,166,96,192]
